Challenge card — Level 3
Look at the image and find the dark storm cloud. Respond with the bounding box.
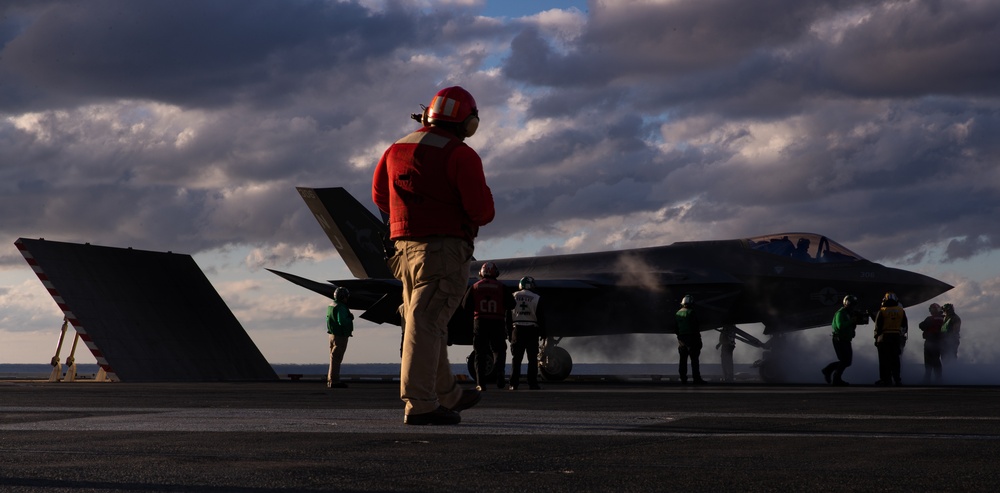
[505,1,1000,105]
[944,236,996,263]
[483,113,671,238]
[818,0,1000,97]
[491,0,1000,265]
[0,0,422,110]
[504,0,836,88]
[2,0,999,270]
[0,0,493,266]
[2,0,1000,366]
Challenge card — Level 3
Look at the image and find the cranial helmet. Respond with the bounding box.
[843,295,857,307]
[883,291,898,303]
[681,295,694,307]
[479,262,499,279]
[519,276,536,291]
[942,303,954,313]
[334,286,350,302]
[421,86,479,138]
[929,303,941,315]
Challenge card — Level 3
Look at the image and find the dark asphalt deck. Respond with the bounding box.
[2,379,1000,492]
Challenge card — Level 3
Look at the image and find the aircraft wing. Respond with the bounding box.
[267,268,338,298]
[266,268,402,324]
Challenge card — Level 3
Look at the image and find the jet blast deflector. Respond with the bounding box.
[16,238,278,382]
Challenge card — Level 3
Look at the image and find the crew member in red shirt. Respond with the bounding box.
[918,303,944,383]
[373,86,495,426]
[467,262,513,391]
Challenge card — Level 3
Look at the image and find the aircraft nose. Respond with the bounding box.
[893,269,953,306]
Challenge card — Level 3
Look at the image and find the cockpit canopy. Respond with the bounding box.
[746,233,863,263]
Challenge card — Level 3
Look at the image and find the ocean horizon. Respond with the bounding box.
[6,362,996,384]
[1,362,742,380]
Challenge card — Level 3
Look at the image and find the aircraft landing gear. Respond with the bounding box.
[725,326,789,383]
[752,333,790,383]
[539,337,573,381]
[466,349,503,384]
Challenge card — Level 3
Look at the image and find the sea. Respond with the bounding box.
[6,362,991,384]
[0,362,748,381]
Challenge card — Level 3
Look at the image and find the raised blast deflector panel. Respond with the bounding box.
[16,238,277,382]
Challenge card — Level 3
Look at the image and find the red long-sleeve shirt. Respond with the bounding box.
[372,126,494,243]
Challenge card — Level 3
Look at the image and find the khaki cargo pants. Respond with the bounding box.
[390,237,472,415]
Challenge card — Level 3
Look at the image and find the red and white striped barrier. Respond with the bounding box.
[15,239,119,382]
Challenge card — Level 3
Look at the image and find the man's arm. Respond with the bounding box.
[450,146,495,226]
[372,149,392,214]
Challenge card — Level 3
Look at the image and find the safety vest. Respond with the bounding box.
[877,305,906,334]
[675,307,698,335]
[512,289,540,326]
[326,302,354,337]
[472,278,506,321]
[832,307,857,340]
[372,127,494,243]
[942,314,961,334]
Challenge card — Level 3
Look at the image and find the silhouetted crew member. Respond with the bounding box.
[918,303,944,383]
[874,291,908,386]
[940,303,962,362]
[326,287,354,389]
[468,262,513,391]
[675,295,705,384]
[716,325,737,382]
[509,276,544,390]
[822,295,860,386]
[373,86,494,425]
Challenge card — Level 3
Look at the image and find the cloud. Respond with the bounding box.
[944,236,996,262]
[1,0,998,366]
[4,0,997,264]
[0,277,64,333]
[1,1,417,108]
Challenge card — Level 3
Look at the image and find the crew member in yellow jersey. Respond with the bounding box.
[874,291,908,386]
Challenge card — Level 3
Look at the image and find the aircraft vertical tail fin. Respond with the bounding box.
[296,187,393,279]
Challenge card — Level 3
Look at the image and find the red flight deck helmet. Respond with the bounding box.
[423,86,479,137]
[479,262,499,279]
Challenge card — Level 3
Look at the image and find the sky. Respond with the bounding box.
[1,0,999,382]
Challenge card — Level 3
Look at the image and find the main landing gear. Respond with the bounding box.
[467,336,575,383]
[539,337,573,381]
[735,328,790,383]
[466,349,502,384]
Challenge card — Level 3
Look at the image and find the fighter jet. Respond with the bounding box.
[270,187,952,381]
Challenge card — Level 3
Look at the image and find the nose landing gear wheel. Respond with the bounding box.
[539,345,572,381]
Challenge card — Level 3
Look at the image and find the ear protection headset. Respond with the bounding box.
[458,108,479,138]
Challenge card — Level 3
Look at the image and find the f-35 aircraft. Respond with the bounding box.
[270,187,952,381]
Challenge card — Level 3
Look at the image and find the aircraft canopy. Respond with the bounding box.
[746,233,862,263]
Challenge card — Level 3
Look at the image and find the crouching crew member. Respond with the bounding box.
[509,276,544,390]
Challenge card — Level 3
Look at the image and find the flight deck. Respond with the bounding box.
[2,379,999,492]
